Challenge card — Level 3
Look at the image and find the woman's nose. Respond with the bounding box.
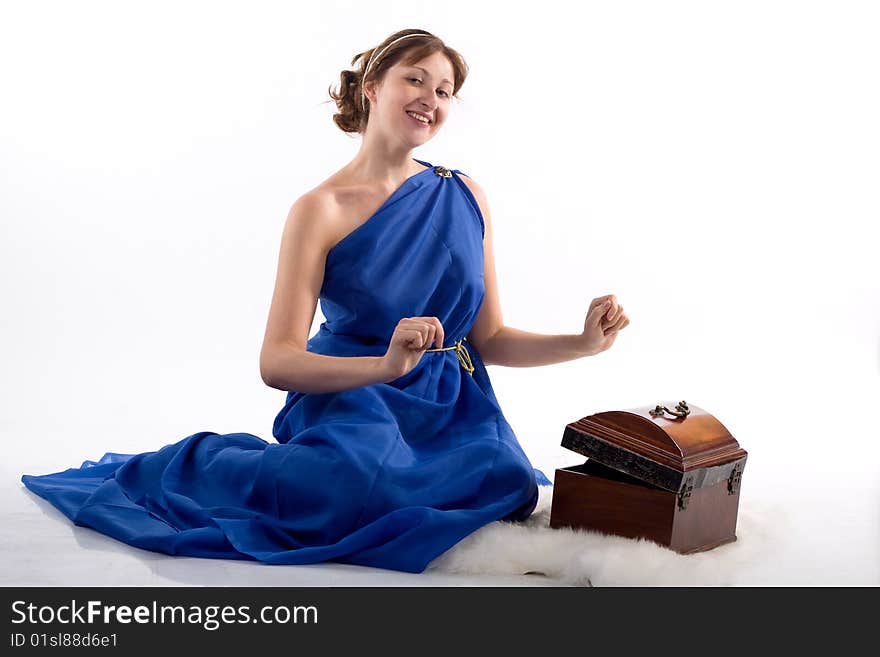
[418,92,437,109]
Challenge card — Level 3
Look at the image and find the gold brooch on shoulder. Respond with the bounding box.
[433,166,453,178]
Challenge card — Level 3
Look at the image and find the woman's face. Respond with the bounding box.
[366,51,455,146]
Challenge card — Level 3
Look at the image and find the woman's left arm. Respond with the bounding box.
[461,176,630,367]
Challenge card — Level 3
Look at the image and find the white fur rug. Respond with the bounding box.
[426,485,779,586]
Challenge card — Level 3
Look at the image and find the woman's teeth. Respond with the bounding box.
[406,111,430,125]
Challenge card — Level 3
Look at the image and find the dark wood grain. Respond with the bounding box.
[550,460,675,546]
[562,401,748,491]
[550,402,747,553]
[550,459,741,554]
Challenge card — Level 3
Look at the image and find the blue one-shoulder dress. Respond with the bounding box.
[21,159,551,574]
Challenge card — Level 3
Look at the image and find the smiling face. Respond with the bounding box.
[364,50,455,146]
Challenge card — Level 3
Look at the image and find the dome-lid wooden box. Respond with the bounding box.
[549,401,747,554]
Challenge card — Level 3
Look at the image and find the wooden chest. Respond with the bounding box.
[549,401,747,554]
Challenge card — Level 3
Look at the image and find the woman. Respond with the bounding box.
[21,28,629,575]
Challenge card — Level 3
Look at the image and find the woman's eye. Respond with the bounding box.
[409,78,450,98]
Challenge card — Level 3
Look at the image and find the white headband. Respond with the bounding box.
[360,32,427,109]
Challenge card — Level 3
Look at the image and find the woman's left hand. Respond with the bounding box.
[576,294,630,356]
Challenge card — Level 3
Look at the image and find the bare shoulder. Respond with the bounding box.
[300,172,411,250]
[456,172,488,204]
[455,172,492,231]
[283,184,342,254]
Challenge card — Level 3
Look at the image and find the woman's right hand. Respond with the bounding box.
[381,316,445,381]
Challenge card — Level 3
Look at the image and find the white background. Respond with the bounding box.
[2,0,878,584]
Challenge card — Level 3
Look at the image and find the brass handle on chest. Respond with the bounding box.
[649,400,690,419]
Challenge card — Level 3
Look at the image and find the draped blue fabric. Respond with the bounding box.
[21,158,551,574]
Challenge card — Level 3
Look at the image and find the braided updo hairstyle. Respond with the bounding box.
[328,28,468,134]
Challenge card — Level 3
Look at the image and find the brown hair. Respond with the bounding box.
[327,28,468,135]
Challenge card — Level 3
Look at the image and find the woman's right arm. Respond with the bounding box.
[259,193,391,394]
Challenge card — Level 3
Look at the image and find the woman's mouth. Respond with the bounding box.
[405,111,431,128]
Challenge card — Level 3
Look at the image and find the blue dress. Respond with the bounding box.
[21,158,551,574]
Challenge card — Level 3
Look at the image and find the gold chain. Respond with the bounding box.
[425,339,475,376]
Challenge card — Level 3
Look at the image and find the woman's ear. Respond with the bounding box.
[364,77,383,107]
